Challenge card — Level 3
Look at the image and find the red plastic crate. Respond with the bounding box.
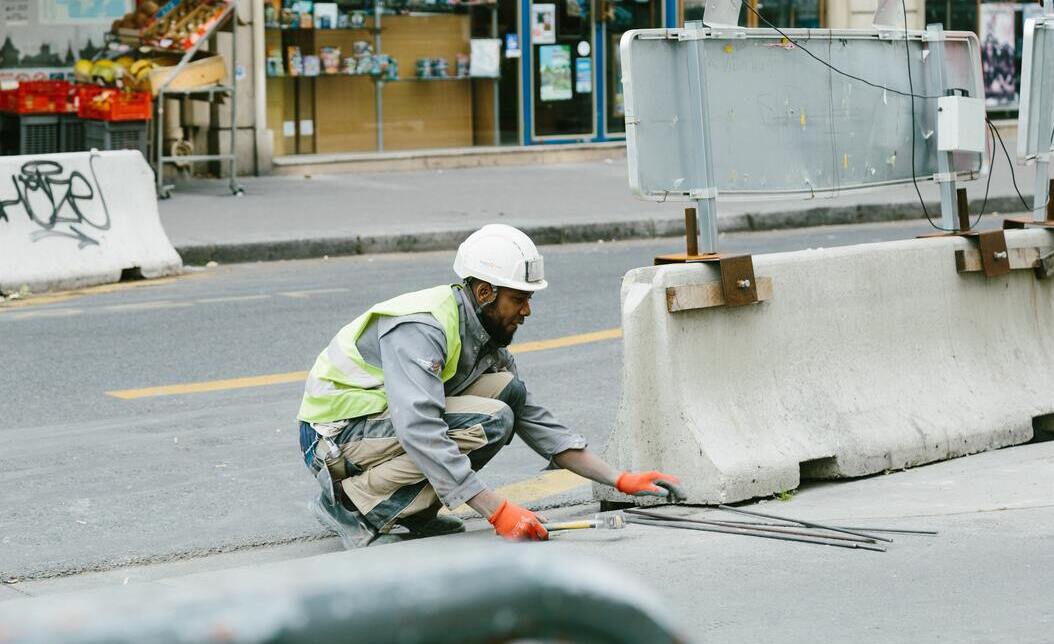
[0,80,73,114]
[77,84,152,121]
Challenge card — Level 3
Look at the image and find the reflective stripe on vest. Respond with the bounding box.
[297,285,463,423]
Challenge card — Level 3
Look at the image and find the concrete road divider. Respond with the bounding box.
[0,151,181,294]
[0,543,685,643]
[595,228,1054,505]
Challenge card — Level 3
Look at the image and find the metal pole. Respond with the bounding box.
[925,23,958,231]
[375,0,384,152]
[684,23,719,253]
[625,508,878,543]
[1033,158,1050,221]
[229,0,239,194]
[492,5,501,146]
[155,93,164,196]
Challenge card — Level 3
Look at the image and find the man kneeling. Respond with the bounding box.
[297,224,681,547]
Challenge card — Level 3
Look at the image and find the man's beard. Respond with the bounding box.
[480,308,517,347]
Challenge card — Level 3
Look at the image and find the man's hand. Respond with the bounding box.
[488,499,549,541]
[616,471,686,502]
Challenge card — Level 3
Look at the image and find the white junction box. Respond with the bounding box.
[937,95,986,153]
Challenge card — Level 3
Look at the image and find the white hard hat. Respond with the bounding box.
[453,224,547,292]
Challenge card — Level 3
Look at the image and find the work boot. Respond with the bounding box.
[310,493,378,550]
[396,507,466,538]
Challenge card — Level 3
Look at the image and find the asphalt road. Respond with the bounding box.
[0,219,983,579]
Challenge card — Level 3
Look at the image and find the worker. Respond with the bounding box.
[297,224,683,548]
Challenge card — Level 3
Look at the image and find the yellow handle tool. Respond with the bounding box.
[544,513,626,532]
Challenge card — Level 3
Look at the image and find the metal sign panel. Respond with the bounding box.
[622,28,985,201]
[1017,17,1054,162]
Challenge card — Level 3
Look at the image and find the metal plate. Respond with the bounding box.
[1017,17,1054,162]
[978,230,1011,278]
[622,27,985,201]
[719,255,758,306]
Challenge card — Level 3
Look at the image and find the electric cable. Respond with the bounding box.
[898,0,950,231]
[988,115,1050,212]
[739,2,943,100]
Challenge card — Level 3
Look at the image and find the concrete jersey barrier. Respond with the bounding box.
[595,228,1054,505]
[0,151,182,294]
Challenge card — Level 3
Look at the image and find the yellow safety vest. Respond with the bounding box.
[298,285,463,423]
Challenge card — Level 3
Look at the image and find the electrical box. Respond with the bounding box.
[937,96,986,153]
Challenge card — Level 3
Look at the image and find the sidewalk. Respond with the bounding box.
[5,440,1053,642]
[160,127,1045,265]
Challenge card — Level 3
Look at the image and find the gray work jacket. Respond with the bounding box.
[344,285,587,509]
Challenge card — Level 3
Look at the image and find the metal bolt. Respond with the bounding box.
[737,279,752,289]
[994,250,1008,260]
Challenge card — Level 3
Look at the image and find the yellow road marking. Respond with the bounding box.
[106,326,623,400]
[108,371,310,400]
[444,470,590,516]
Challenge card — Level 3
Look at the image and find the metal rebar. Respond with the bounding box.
[717,504,893,543]
[624,508,877,544]
[626,517,887,552]
[702,518,938,536]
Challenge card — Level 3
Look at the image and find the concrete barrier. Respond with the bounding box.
[0,151,181,294]
[0,543,684,643]
[595,228,1054,505]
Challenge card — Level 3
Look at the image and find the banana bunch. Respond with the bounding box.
[130,59,159,82]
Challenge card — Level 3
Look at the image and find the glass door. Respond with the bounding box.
[604,0,662,135]
[530,0,596,139]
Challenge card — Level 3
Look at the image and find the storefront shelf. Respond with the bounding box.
[265,26,382,33]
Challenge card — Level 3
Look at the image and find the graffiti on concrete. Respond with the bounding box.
[0,158,112,248]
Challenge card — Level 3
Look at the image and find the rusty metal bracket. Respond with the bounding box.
[1003,178,1054,230]
[656,208,767,312]
[976,229,1012,277]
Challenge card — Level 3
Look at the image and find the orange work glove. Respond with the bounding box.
[616,470,687,501]
[488,499,549,541]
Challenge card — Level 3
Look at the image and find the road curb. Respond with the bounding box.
[174,195,1029,265]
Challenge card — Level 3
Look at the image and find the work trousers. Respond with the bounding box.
[299,372,523,532]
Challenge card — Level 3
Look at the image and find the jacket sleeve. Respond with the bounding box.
[494,349,588,466]
[378,320,486,509]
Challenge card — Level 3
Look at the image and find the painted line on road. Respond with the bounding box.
[4,308,84,320]
[445,469,590,517]
[279,288,351,299]
[196,294,272,304]
[0,274,211,311]
[106,327,623,400]
[104,301,195,312]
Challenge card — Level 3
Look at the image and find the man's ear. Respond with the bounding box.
[474,280,495,305]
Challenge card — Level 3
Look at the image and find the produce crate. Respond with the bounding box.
[83,119,148,157]
[59,114,87,152]
[0,113,60,155]
[77,85,153,121]
[0,80,74,114]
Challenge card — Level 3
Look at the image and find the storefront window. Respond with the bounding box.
[929,0,1042,112]
[265,0,509,155]
[605,0,662,135]
[530,0,595,139]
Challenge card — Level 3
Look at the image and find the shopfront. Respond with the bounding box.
[262,0,674,158]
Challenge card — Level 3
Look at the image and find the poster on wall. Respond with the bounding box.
[3,0,30,26]
[574,57,591,93]
[531,4,556,45]
[980,2,1017,107]
[470,38,501,77]
[539,44,571,101]
[0,0,130,80]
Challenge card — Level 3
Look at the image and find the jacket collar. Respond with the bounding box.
[453,284,493,347]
